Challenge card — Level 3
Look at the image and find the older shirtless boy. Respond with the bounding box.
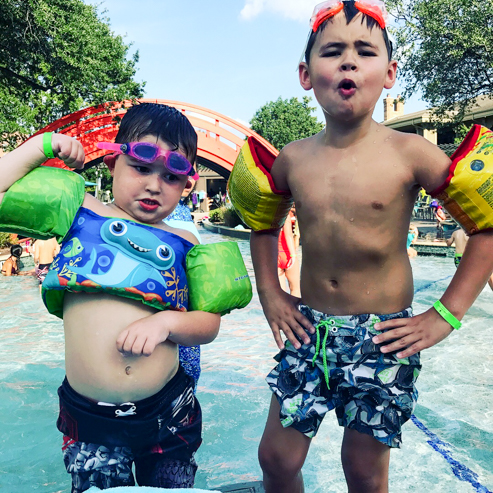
[245,2,493,492]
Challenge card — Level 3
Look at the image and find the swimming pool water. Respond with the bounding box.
[0,228,492,492]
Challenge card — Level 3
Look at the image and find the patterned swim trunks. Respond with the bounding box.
[266,305,421,448]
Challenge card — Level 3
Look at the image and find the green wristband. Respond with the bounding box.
[433,300,462,330]
[43,132,54,159]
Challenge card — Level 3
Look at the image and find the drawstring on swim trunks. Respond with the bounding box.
[311,319,333,389]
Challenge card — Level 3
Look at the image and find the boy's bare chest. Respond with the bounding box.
[289,156,415,222]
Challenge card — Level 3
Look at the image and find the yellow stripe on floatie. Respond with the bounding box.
[228,137,293,232]
[432,125,493,234]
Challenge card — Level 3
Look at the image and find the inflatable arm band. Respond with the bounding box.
[227,137,293,232]
[431,125,493,235]
[0,167,85,240]
[187,241,252,315]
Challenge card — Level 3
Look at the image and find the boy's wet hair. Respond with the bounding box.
[304,1,393,64]
[115,103,198,164]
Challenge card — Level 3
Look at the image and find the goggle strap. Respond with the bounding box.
[354,1,386,29]
[312,3,344,32]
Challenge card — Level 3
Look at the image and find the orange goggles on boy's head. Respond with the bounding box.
[310,0,388,32]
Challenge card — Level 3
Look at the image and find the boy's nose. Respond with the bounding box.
[145,173,162,193]
[341,61,357,71]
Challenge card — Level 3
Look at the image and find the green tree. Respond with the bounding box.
[250,96,324,150]
[80,164,113,195]
[388,0,493,125]
[0,0,145,151]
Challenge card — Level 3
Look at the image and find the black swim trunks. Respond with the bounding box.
[58,365,202,491]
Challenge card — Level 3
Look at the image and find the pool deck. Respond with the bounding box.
[202,219,455,256]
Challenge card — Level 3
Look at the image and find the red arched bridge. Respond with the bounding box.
[32,99,277,178]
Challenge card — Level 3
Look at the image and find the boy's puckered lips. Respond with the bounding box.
[338,78,357,97]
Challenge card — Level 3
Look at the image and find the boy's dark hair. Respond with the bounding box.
[304,1,393,64]
[115,103,198,164]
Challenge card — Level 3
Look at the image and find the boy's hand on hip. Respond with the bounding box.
[371,308,454,358]
[259,290,315,350]
[116,315,170,357]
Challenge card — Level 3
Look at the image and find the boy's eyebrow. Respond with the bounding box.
[319,40,379,50]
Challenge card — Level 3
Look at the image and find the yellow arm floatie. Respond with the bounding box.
[431,125,493,235]
[227,136,293,232]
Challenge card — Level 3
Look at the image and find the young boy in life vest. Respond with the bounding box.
[242,2,493,491]
[0,104,223,491]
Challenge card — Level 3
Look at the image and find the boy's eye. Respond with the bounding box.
[360,51,376,56]
[163,173,180,183]
[322,51,339,57]
[134,165,151,174]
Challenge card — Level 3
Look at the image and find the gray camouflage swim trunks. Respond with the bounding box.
[266,305,421,448]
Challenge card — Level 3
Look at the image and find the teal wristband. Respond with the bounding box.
[43,132,54,159]
[433,300,462,330]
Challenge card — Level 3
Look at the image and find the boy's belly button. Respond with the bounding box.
[125,365,131,375]
[330,280,339,288]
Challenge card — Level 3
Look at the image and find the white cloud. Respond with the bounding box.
[240,0,315,22]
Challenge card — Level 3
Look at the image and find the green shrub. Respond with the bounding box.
[0,232,16,248]
[223,206,247,228]
[209,207,225,223]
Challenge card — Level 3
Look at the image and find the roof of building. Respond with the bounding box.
[382,95,493,127]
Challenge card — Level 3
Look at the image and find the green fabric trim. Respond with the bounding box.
[42,283,174,320]
[186,241,252,315]
[0,167,85,241]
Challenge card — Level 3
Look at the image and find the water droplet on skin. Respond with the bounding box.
[350,218,354,222]
[367,291,370,295]
[373,141,377,144]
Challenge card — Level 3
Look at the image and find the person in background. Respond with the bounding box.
[33,237,60,292]
[435,205,447,239]
[407,223,418,258]
[278,207,301,298]
[164,175,202,387]
[1,244,24,276]
[446,227,468,268]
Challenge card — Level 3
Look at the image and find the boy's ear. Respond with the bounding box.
[103,154,117,176]
[299,62,313,91]
[384,60,398,90]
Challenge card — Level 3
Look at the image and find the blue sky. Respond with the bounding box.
[96,0,428,127]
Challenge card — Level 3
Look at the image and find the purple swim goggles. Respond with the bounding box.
[97,141,199,180]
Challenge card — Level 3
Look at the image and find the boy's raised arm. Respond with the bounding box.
[251,230,314,350]
[0,133,85,201]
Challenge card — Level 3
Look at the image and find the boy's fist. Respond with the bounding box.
[50,133,85,170]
